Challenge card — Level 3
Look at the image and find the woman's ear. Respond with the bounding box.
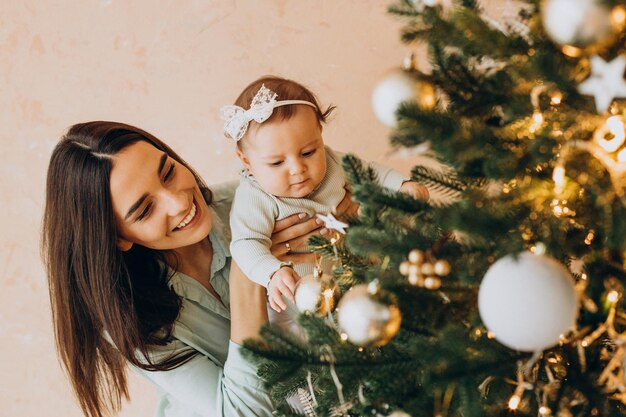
[117,238,134,252]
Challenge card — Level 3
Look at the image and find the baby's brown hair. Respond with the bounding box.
[232,75,335,147]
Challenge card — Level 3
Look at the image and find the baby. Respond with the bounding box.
[221,76,429,321]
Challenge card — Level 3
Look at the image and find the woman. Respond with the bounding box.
[41,121,355,417]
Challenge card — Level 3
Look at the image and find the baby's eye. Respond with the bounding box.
[269,161,283,167]
[302,149,316,157]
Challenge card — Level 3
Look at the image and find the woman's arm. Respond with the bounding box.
[135,339,273,417]
[229,261,269,344]
[132,261,273,416]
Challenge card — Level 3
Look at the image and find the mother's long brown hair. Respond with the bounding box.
[41,121,211,417]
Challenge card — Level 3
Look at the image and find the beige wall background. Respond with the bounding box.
[0,1,501,415]
[1,1,416,416]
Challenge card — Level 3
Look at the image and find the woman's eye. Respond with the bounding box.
[302,149,316,157]
[269,161,283,167]
[137,203,153,221]
[164,162,175,181]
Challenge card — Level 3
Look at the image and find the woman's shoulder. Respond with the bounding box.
[210,180,239,205]
[210,180,238,218]
[208,180,241,243]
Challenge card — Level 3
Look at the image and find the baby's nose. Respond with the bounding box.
[289,159,306,175]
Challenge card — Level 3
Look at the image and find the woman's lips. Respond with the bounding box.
[174,198,201,231]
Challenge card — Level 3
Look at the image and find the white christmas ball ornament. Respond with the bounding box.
[294,272,339,315]
[337,284,401,347]
[371,69,436,127]
[541,0,624,52]
[478,252,578,352]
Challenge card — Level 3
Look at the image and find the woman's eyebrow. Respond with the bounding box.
[157,152,168,175]
[124,152,168,220]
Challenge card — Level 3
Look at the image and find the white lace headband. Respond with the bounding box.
[220,84,317,141]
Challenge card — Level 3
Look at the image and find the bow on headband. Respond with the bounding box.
[220,84,316,141]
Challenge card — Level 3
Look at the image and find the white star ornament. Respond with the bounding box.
[316,213,349,234]
[578,55,626,114]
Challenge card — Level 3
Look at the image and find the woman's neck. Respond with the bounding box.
[168,237,213,286]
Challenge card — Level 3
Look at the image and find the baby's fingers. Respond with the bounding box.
[277,281,296,304]
[269,290,287,311]
[269,297,284,313]
[417,187,430,201]
[283,273,299,293]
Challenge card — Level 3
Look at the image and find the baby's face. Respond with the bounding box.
[238,106,327,198]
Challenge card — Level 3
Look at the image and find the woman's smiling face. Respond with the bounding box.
[109,141,212,251]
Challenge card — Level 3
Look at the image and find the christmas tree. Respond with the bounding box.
[245,1,626,416]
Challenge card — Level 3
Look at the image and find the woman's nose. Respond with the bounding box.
[163,189,188,216]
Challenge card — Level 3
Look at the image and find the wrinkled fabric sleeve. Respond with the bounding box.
[229,183,282,288]
[135,340,273,417]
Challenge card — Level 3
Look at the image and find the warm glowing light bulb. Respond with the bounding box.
[595,116,626,152]
[607,290,619,303]
[550,93,562,105]
[419,85,437,109]
[529,112,543,133]
[553,165,565,193]
[508,394,521,410]
[611,5,626,26]
[534,242,547,255]
[539,406,552,416]
[561,45,581,58]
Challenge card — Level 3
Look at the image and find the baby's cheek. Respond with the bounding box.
[258,175,289,196]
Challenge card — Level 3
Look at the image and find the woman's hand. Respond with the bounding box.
[270,213,323,264]
[399,180,430,201]
[333,188,359,220]
[269,189,359,263]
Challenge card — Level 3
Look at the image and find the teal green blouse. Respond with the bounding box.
[133,182,274,417]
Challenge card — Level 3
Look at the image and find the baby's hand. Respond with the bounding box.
[400,181,430,201]
[267,266,300,312]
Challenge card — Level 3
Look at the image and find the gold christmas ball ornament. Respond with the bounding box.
[399,261,411,275]
[408,249,424,264]
[541,0,626,55]
[400,249,451,289]
[423,276,442,290]
[337,284,402,347]
[434,259,451,276]
[594,115,626,153]
[420,262,435,275]
[294,271,340,316]
[372,55,436,127]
